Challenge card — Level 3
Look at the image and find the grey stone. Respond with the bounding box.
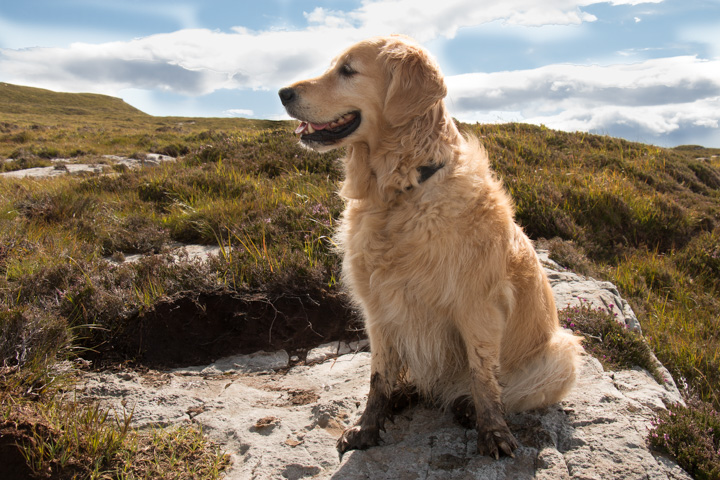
[538,250,641,332]
[0,154,175,178]
[172,349,290,375]
[306,340,369,364]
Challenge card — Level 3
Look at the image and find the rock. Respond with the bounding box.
[76,252,689,479]
[306,340,369,364]
[116,244,223,264]
[0,163,104,178]
[102,153,175,168]
[172,350,291,375]
[0,154,175,178]
[538,251,641,332]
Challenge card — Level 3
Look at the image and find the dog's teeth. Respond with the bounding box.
[307,125,315,134]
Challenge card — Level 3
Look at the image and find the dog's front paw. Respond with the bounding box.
[476,423,518,459]
[336,425,381,457]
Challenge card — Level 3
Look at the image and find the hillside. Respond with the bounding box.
[1,85,719,478]
[0,82,149,118]
[0,83,286,164]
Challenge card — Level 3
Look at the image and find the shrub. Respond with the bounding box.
[99,213,169,255]
[36,146,61,159]
[649,401,720,480]
[560,303,660,380]
[0,307,69,370]
[675,229,720,289]
[11,130,33,144]
[543,238,596,277]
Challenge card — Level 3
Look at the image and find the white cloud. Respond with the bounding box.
[446,56,720,141]
[0,27,357,95]
[224,108,254,117]
[0,0,642,97]
[331,0,602,41]
[304,8,357,29]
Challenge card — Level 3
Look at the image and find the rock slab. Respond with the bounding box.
[0,154,175,178]
[78,253,689,479]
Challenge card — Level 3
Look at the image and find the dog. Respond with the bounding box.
[279,35,581,459]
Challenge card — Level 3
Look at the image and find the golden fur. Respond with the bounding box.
[280,35,581,458]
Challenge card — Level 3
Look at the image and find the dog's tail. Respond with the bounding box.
[500,329,582,413]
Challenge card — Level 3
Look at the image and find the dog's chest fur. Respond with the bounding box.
[337,168,505,307]
[340,194,459,310]
[337,189,487,394]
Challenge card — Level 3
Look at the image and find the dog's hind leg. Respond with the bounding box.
[467,360,519,458]
[456,307,519,459]
[337,329,402,456]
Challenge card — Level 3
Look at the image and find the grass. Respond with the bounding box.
[2,389,229,479]
[2,83,720,478]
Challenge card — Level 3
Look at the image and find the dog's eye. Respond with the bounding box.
[339,63,356,77]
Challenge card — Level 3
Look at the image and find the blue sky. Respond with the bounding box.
[1,0,719,147]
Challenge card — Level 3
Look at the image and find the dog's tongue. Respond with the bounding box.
[294,121,329,135]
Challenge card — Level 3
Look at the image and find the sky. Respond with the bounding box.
[0,0,719,147]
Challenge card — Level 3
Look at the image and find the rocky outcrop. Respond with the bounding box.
[539,251,642,333]
[78,252,689,479]
[0,153,175,178]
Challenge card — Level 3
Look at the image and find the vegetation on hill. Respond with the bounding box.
[1,83,719,478]
[0,82,148,119]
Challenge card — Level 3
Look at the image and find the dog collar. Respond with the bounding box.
[404,163,444,192]
[417,163,444,184]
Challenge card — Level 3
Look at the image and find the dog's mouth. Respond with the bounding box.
[293,111,361,144]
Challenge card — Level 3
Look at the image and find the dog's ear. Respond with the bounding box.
[381,39,447,127]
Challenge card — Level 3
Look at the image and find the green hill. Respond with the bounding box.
[0,82,149,118]
[0,82,285,160]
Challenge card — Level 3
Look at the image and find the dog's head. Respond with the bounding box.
[279,35,447,152]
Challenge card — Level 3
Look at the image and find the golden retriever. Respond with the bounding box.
[279,35,581,459]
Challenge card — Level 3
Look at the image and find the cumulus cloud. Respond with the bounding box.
[353,0,597,40]
[224,108,254,117]
[0,0,641,96]
[0,27,360,95]
[446,56,720,142]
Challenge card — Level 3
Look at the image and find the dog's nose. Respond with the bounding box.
[278,87,297,106]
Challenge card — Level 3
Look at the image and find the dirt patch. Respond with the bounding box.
[0,421,36,480]
[0,417,87,480]
[252,416,281,432]
[275,388,321,406]
[89,288,363,368]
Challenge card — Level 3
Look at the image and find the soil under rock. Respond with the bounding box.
[89,288,363,368]
[0,421,37,480]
